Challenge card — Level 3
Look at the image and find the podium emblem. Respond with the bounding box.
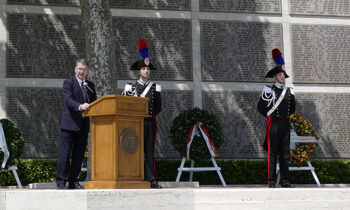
[120,128,139,155]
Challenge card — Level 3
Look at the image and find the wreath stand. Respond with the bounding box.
[276,131,321,187]
[175,122,227,187]
[0,123,22,188]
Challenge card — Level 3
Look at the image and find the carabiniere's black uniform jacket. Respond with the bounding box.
[124,80,161,116]
[257,84,295,118]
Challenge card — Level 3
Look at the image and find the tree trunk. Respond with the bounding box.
[80,0,116,181]
[81,0,116,97]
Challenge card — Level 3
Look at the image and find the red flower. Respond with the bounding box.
[308,143,314,147]
[296,113,301,117]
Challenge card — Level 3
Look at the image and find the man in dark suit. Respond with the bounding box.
[56,59,97,189]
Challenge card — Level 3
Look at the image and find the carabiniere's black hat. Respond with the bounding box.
[130,59,156,70]
[130,39,156,71]
[265,65,289,78]
[265,48,289,78]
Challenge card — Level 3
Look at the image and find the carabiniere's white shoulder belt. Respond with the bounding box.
[140,81,153,97]
[266,86,287,117]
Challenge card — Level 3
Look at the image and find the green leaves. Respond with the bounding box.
[0,159,57,186]
[157,159,350,185]
[1,159,349,186]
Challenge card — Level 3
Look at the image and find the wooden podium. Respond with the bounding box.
[82,94,151,189]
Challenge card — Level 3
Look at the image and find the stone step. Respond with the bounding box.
[1,186,350,210]
[28,181,199,189]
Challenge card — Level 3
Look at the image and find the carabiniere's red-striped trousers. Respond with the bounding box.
[265,116,291,186]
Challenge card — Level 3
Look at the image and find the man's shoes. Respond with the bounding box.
[268,182,276,188]
[68,182,84,189]
[56,183,67,190]
[281,183,295,188]
[150,180,162,189]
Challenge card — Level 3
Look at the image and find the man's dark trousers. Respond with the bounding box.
[56,123,89,185]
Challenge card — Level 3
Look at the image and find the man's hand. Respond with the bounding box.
[79,103,90,111]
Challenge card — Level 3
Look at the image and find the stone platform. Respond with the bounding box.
[1,184,350,210]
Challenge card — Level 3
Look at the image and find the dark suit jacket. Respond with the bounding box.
[59,76,97,131]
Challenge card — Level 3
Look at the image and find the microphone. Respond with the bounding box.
[83,82,93,93]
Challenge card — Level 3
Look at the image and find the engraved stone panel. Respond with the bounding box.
[201,21,282,82]
[7,14,85,78]
[203,91,266,158]
[296,93,350,158]
[291,0,350,16]
[7,0,79,6]
[155,90,193,158]
[6,87,62,158]
[200,0,281,14]
[114,17,192,81]
[291,24,350,83]
[110,0,190,10]
[8,0,190,10]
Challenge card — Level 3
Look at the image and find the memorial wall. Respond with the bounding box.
[1,0,350,159]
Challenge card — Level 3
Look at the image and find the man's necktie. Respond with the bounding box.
[81,82,90,103]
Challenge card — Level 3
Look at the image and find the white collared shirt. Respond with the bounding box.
[75,76,85,86]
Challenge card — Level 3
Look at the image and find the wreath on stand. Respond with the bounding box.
[289,113,320,166]
[0,119,24,168]
[170,107,223,161]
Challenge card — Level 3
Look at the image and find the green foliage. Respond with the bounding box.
[0,159,57,186]
[291,159,350,184]
[158,159,350,185]
[170,107,224,161]
[18,159,57,184]
[158,159,268,185]
[0,119,24,168]
[1,159,350,186]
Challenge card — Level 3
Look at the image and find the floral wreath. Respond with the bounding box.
[170,107,223,161]
[288,113,319,166]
